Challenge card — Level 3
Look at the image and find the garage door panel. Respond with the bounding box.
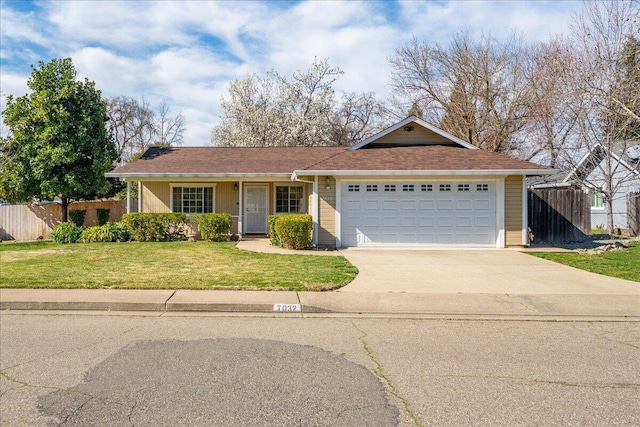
[341,181,496,247]
[419,200,435,210]
[438,216,453,227]
[419,216,435,227]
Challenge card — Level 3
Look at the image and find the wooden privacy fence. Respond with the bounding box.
[528,189,591,243]
[629,192,640,236]
[0,200,129,241]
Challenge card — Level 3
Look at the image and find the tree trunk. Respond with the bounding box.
[605,195,615,234]
[61,196,69,223]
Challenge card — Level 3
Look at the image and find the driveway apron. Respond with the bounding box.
[337,249,640,295]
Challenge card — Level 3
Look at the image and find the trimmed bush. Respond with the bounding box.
[268,215,281,246]
[198,213,232,241]
[68,210,86,227]
[96,208,110,226]
[121,212,188,242]
[274,214,313,249]
[51,222,83,244]
[79,222,130,243]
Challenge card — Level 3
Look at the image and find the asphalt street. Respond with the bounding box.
[1,313,639,426]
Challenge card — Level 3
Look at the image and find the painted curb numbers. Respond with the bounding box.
[273,303,301,312]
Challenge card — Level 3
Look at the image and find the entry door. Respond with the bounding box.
[244,185,268,233]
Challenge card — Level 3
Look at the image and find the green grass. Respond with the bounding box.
[530,243,640,283]
[0,241,358,291]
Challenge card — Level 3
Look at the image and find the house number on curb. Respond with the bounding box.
[273,304,301,312]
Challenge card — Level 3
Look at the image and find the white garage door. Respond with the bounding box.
[340,181,496,247]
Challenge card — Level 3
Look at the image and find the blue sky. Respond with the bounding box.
[0,0,582,145]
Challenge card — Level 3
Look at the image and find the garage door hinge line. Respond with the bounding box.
[352,322,424,427]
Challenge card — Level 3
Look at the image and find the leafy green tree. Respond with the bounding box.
[0,58,117,221]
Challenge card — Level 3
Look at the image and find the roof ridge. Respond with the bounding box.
[300,146,349,170]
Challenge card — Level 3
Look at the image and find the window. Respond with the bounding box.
[402,184,415,192]
[276,186,303,213]
[458,184,470,192]
[439,184,451,192]
[384,184,396,192]
[172,186,214,213]
[347,184,360,192]
[476,184,489,192]
[421,184,433,192]
[366,184,378,192]
[589,191,604,209]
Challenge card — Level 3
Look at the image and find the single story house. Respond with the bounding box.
[529,141,640,230]
[106,116,553,248]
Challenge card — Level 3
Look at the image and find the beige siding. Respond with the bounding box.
[505,175,524,246]
[317,176,337,247]
[141,182,171,212]
[373,127,452,146]
[216,182,240,234]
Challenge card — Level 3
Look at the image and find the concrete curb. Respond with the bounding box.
[1,289,639,319]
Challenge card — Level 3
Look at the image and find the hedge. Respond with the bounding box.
[51,222,83,244]
[273,214,313,249]
[68,210,86,228]
[79,222,130,243]
[121,213,188,242]
[198,213,232,241]
[268,215,281,247]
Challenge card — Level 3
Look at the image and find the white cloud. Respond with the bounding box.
[0,0,582,146]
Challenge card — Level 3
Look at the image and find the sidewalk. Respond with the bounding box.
[1,288,638,320]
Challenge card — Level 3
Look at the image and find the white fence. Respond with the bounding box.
[0,200,133,241]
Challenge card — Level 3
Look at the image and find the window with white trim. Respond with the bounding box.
[366,184,378,192]
[476,184,489,192]
[172,186,214,213]
[384,184,396,192]
[421,184,433,192]
[276,186,303,213]
[403,184,415,192]
[439,184,451,192]
[458,184,470,192]
[589,191,604,209]
[347,184,360,192]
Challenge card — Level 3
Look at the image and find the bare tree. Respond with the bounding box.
[107,97,185,164]
[389,32,533,154]
[518,37,580,168]
[567,0,640,232]
[329,92,389,146]
[155,100,185,146]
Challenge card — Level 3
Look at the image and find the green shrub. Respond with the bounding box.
[121,212,188,242]
[51,222,83,244]
[268,215,281,247]
[96,208,110,226]
[198,213,232,241]
[79,222,130,243]
[274,214,313,249]
[68,210,86,227]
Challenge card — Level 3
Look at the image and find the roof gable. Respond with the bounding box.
[349,116,477,150]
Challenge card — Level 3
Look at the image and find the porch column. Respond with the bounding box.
[126,181,131,214]
[238,181,243,236]
[137,181,142,213]
[313,176,319,245]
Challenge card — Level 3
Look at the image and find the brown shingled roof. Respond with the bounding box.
[107,145,550,177]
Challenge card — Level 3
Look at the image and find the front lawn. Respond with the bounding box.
[529,243,640,283]
[0,241,357,291]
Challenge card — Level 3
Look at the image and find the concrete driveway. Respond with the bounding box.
[337,248,640,295]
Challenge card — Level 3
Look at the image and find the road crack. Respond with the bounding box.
[0,369,60,392]
[352,322,423,427]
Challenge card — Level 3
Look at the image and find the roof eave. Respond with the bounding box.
[105,172,292,180]
[293,169,557,177]
[349,116,478,151]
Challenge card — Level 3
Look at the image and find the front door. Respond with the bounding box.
[244,184,268,233]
